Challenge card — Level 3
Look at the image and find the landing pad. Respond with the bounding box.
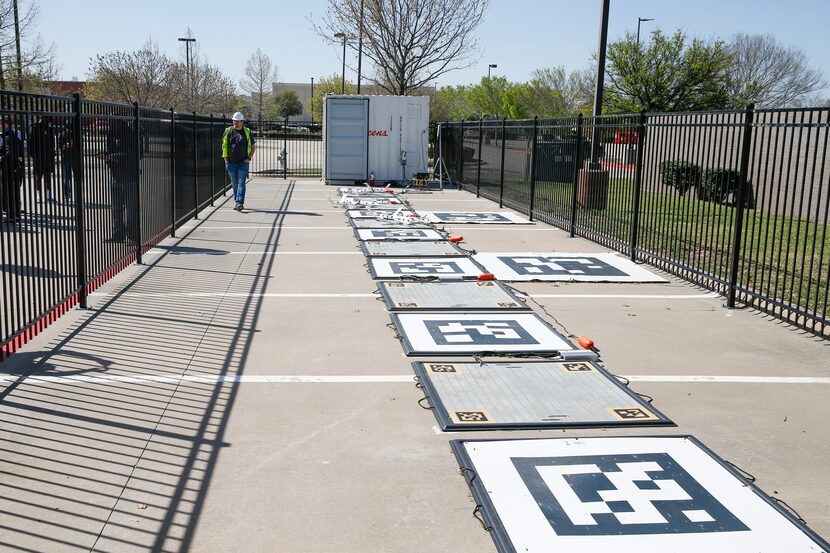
[369,257,486,280]
[379,281,528,311]
[351,217,432,229]
[413,360,671,430]
[338,187,394,194]
[391,312,574,356]
[420,211,532,224]
[356,228,446,241]
[451,436,830,553]
[360,241,466,257]
[473,252,667,282]
[340,196,404,207]
[348,209,415,219]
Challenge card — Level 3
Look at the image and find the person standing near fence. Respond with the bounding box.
[222,112,255,212]
[28,116,57,204]
[57,121,78,203]
[1,115,25,224]
[103,119,139,243]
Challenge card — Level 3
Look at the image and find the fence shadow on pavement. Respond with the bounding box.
[0,181,296,552]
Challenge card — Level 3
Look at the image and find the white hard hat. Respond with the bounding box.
[231,112,245,121]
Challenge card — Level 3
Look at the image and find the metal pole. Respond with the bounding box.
[499,117,506,207]
[458,120,465,184]
[727,103,755,308]
[210,114,215,205]
[630,112,647,261]
[590,0,610,165]
[528,116,539,221]
[192,111,198,219]
[133,102,143,264]
[170,108,176,237]
[12,0,22,91]
[341,37,347,94]
[310,78,314,124]
[570,114,583,237]
[357,0,364,94]
[221,114,227,195]
[283,117,288,180]
[476,118,483,197]
[71,93,87,308]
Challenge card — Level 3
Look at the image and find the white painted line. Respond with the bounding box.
[625,375,830,384]
[4,374,827,385]
[529,292,719,299]
[187,226,351,230]
[1,374,415,384]
[143,251,362,256]
[89,292,376,298]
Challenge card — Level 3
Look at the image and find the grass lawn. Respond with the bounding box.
[527,177,829,320]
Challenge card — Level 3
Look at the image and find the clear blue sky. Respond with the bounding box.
[39,0,830,96]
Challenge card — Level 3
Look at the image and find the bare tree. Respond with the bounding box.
[316,0,488,95]
[727,34,826,108]
[86,40,176,107]
[240,49,278,121]
[0,0,56,90]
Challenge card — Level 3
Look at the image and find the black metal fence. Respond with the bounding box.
[246,120,322,178]
[439,105,830,336]
[0,90,318,359]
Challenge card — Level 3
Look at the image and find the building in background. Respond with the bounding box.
[272,82,436,123]
[45,80,86,97]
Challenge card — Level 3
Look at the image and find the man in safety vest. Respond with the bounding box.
[222,112,256,211]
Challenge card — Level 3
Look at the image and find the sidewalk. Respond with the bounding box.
[0,176,828,552]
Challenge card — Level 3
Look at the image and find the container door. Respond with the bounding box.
[325,97,369,181]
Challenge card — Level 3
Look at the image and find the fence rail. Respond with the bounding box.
[439,105,830,336]
[0,90,319,359]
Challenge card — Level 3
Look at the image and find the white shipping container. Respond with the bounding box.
[323,95,430,184]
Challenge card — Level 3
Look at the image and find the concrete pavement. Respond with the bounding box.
[0,176,828,552]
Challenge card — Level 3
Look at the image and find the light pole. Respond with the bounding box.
[487,64,497,79]
[357,0,364,94]
[334,32,347,94]
[637,17,654,44]
[310,77,314,123]
[590,0,610,164]
[178,37,196,108]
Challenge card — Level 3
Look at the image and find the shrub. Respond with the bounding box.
[700,168,743,204]
[660,160,700,195]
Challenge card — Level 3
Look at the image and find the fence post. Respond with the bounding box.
[132,102,143,264]
[459,120,464,185]
[71,92,87,309]
[221,114,227,195]
[629,111,647,262]
[570,113,583,237]
[499,117,506,207]
[283,118,288,180]
[209,114,215,206]
[727,103,755,308]
[476,118,483,197]
[170,108,176,238]
[192,112,198,219]
[528,116,539,222]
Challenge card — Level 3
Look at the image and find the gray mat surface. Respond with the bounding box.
[380,282,529,311]
[414,360,671,429]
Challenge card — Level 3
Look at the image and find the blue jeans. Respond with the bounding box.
[226,161,249,204]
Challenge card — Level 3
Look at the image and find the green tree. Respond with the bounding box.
[605,29,733,113]
[275,90,303,119]
[306,74,353,122]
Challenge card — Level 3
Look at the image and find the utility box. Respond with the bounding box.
[323,94,430,185]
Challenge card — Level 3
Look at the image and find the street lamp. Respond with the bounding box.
[334,32,347,94]
[357,0,365,94]
[488,64,497,79]
[637,17,654,44]
[310,77,314,124]
[178,37,196,107]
